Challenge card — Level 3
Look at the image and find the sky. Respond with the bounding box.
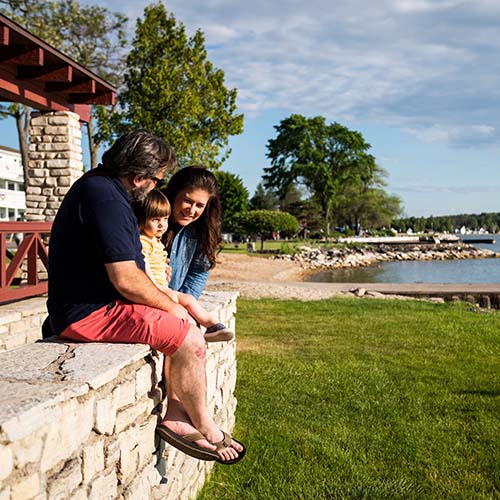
[3,0,500,217]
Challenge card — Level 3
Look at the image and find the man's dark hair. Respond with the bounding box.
[101,130,176,177]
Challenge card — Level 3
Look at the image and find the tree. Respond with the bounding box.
[264,114,377,234]
[233,210,299,250]
[214,170,248,232]
[249,183,279,211]
[335,165,402,232]
[106,3,243,169]
[0,0,128,174]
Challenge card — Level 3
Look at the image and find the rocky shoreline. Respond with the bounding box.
[275,242,499,273]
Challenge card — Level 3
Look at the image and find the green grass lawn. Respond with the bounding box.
[198,298,500,500]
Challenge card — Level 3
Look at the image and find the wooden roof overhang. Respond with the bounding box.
[0,13,116,123]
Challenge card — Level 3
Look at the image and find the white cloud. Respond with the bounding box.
[95,0,500,148]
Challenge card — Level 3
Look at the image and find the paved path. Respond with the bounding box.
[207,279,500,301]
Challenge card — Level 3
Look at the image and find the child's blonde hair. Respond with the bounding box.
[133,190,171,230]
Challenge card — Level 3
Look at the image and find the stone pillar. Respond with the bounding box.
[26,111,83,221]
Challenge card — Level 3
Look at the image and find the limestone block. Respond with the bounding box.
[9,318,34,334]
[54,187,70,197]
[57,177,71,187]
[44,178,57,187]
[117,379,136,409]
[11,472,41,500]
[26,194,45,202]
[0,445,13,481]
[82,438,105,483]
[94,387,119,435]
[45,159,71,168]
[25,201,39,208]
[48,169,71,177]
[136,415,157,470]
[47,115,70,126]
[29,169,47,178]
[0,488,10,500]
[25,328,42,345]
[41,397,94,472]
[117,427,139,484]
[42,188,54,196]
[115,396,154,433]
[12,427,45,468]
[88,467,117,500]
[0,311,22,325]
[104,436,120,468]
[44,126,71,135]
[135,362,154,400]
[30,114,50,126]
[2,330,26,350]
[61,342,151,390]
[123,461,160,500]
[47,458,82,500]
[24,214,46,221]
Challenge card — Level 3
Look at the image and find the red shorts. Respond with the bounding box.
[59,300,190,356]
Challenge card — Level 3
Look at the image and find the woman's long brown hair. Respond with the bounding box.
[161,166,222,269]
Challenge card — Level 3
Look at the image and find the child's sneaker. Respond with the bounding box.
[204,323,234,342]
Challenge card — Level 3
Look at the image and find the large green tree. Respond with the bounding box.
[214,170,248,232]
[0,0,127,175]
[335,165,403,232]
[107,3,243,169]
[233,210,299,250]
[264,114,377,234]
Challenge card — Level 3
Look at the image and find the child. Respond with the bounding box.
[133,190,234,342]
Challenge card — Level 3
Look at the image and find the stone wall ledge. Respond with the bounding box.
[0,291,239,500]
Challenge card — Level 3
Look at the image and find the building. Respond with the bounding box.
[0,145,25,221]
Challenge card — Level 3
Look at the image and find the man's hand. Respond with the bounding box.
[105,260,186,315]
[168,303,191,321]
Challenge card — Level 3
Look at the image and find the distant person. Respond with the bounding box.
[47,130,245,464]
[133,189,234,342]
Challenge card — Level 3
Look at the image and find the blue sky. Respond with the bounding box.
[3,0,500,217]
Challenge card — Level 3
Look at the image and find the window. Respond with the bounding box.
[0,208,5,219]
[7,182,15,191]
[17,183,24,192]
[8,208,15,220]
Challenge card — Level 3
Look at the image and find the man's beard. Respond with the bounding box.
[130,185,150,202]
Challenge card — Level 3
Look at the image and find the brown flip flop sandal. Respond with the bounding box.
[156,424,246,464]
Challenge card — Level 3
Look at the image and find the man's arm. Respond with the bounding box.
[105,261,190,321]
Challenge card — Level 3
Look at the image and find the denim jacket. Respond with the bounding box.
[168,225,209,299]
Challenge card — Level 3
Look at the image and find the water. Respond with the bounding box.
[306,236,500,284]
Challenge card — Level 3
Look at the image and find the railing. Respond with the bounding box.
[0,222,52,303]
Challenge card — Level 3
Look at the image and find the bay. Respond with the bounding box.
[306,236,500,284]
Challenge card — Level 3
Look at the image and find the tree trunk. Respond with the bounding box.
[86,117,99,169]
[15,106,30,192]
[260,235,265,251]
[325,204,331,235]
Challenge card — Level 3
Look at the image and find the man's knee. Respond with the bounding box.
[177,324,205,360]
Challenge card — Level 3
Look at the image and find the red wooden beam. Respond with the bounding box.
[17,64,72,82]
[0,46,43,65]
[0,25,9,46]
[45,78,96,93]
[69,91,115,105]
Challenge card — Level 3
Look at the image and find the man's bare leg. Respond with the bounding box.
[161,326,243,461]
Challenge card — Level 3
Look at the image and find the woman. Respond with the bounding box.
[161,166,223,299]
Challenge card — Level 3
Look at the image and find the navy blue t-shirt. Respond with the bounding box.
[47,168,145,335]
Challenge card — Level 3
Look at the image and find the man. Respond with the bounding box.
[47,130,245,464]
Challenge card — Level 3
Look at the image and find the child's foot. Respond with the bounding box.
[204,323,234,342]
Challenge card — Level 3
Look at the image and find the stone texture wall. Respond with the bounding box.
[0,291,239,500]
[0,297,47,352]
[26,111,83,222]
